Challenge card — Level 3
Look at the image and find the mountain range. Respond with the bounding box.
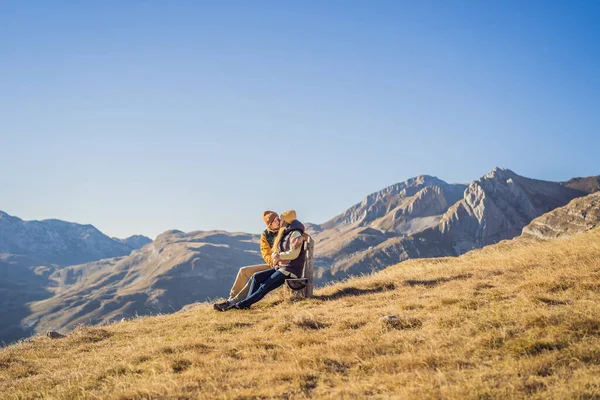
[311,168,599,280]
[23,230,262,336]
[0,211,151,266]
[1,168,598,344]
[0,212,151,343]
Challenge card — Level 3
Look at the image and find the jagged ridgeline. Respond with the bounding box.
[0,211,151,266]
[311,168,599,281]
[0,168,598,345]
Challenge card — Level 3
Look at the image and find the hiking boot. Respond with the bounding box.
[213,301,232,312]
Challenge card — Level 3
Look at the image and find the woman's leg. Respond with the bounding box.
[236,270,287,309]
[245,268,275,298]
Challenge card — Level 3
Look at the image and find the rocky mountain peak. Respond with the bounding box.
[440,168,591,254]
[155,230,186,243]
[485,167,517,180]
[321,175,465,229]
[0,210,140,266]
[115,235,153,250]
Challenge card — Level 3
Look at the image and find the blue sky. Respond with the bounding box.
[1,0,599,239]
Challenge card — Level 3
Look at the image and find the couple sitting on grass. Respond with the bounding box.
[213,209,306,311]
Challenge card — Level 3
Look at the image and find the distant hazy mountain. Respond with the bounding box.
[22,230,262,337]
[114,235,153,250]
[0,253,54,344]
[0,211,150,266]
[314,168,599,281]
[0,211,152,344]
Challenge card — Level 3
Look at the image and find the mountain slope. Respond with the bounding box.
[22,230,262,337]
[320,175,466,230]
[437,167,590,253]
[521,191,600,240]
[0,254,54,344]
[2,227,599,399]
[310,175,467,271]
[563,175,600,193]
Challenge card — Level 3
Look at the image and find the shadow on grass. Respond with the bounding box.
[313,282,396,301]
[404,273,473,288]
[535,297,571,306]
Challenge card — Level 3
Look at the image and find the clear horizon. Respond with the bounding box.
[1,1,599,239]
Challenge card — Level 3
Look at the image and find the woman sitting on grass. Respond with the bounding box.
[220,210,305,311]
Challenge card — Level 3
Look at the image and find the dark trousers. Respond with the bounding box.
[236,268,287,308]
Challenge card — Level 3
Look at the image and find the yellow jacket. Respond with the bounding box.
[260,229,278,267]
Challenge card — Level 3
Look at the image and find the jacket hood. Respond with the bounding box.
[287,219,305,232]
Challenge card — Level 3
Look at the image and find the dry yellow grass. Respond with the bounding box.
[2,228,600,399]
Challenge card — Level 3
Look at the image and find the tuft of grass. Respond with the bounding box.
[535,296,571,306]
[171,359,192,373]
[213,321,253,332]
[510,338,568,356]
[381,316,423,330]
[293,313,329,330]
[70,327,113,344]
[298,373,319,396]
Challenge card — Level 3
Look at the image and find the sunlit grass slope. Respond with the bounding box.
[2,229,600,399]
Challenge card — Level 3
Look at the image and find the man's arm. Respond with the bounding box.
[259,233,273,266]
[278,231,304,261]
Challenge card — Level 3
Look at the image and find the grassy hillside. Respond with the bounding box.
[2,228,600,399]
